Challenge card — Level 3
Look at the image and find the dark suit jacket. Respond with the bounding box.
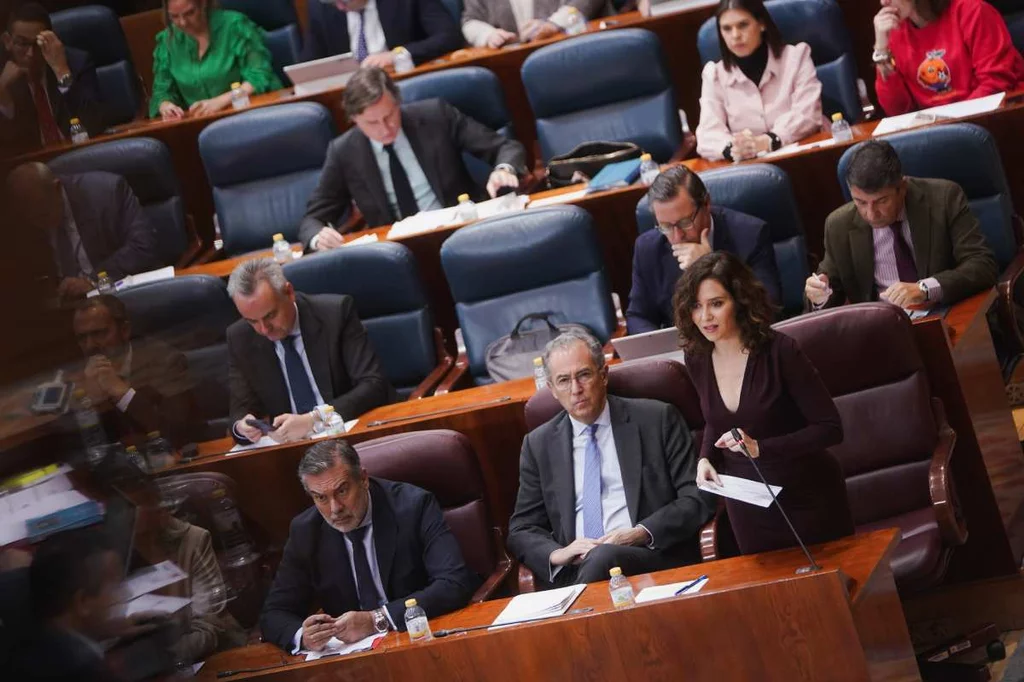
[626,206,782,334]
[260,477,479,650]
[96,338,197,446]
[301,0,463,63]
[815,177,998,308]
[298,99,527,245]
[58,172,162,281]
[227,292,396,429]
[0,47,104,156]
[507,396,714,580]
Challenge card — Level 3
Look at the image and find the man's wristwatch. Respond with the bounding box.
[494,163,518,177]
[918,280,930,298]
[371,607,390,633]
[56,72,72,88]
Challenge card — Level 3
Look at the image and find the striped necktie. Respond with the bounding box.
[581,423,604,539]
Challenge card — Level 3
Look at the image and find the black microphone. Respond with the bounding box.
[730,428,821,575]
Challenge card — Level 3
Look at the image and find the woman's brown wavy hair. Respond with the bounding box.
[673,251,776,356]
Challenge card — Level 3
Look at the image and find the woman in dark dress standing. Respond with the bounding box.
[676,252,854,554]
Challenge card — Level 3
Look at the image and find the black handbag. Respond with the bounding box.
[546,141,644,188]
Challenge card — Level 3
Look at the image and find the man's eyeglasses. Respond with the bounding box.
[10,36,37,51]
[656,203,705,236]
[552,369,598,392]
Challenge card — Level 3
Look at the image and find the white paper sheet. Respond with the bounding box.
[123,593,192,617]
[761,137,836,160]
[649,0,717,17]
[342,234,380,247]
[301,632,384,661]
[635,576,709,604]
[528,189,588,209]
[698,474,781,508]
[226,419,360,454]
[0,483,91,545]
[122,561,188,601]
[386,195,527,238]
[490,584,586,629]
[872,92,1005,137]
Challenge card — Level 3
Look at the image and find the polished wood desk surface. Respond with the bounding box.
[196,528,906,681]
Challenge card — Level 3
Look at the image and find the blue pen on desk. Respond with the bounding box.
[674,574,708,596]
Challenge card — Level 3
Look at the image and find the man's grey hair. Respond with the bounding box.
[297,440,362,490]
[342,66,401,120]
[542,328,605,376]
[226,258,289,299]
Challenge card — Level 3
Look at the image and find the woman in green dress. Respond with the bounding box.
[150,0,282,120]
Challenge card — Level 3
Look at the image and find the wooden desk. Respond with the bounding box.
[195,529,918,682]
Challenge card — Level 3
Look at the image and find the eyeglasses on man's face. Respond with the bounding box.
[655,202,705,236]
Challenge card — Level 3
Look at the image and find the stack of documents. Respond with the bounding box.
[635,575,709,604]
[386,195,527,238]
[490,584,586,628]
[227,419,360,454]
[302,633,385,661]
[697,474,782,508]
[872,92,1005,137]
[0,471,104,544]
[119,560,191,617]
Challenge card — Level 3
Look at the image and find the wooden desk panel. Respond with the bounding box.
[194,530,917,682]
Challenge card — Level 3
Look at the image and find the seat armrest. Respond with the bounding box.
[175,214,205,267]
[698,516,720,562]
[667,132,698,163]
[471,527,516,602]
[927,398,967,546]
[517,563,537,594]
[698,500,738,562]
[407,328,456,400]
[434,351,473,395]
[995,232,1024,356]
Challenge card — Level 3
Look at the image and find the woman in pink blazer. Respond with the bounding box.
[696,0,824,161]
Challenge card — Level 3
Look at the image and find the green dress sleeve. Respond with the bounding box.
[228,15,283,95]
[149,30,184,117]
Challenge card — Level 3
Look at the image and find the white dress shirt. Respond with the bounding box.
[115,344,136,412]
[272,303,327,414]
[369,129,443,217]
[347,0,388,56]
[291,496,391,653]
[568,401,631,540]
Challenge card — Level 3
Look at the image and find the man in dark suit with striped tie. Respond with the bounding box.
[805,139,997,310]
[226,258,396,444]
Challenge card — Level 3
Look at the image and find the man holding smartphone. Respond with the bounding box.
[226,258,396,444]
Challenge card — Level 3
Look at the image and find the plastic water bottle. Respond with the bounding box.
[830,113,853,143]
[609,567,635,608]
[313,405,345,435]
[95,271,114,294]
[404,599,432,642]
[639,153,660,186]
[72,389,107,449]
[69,117,89,144]
[564,7,588,35]
[393,47,415,74]
[272,233,291,264]
[229,82,249,110]
[454,194,478,223]
[533,357,547,392]
[144,431,175,471]
[124,445,149,473]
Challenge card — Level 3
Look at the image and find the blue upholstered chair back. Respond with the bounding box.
[635,164,809,317]
[283,243,438,397]
[50,5,140,125]
[440,206,617,384]
[48,137,187,266]
[989,0,1024,53]
[696,0,860,122]
[219,0,301,81]
[398,67,514,188]
[439,0,463,23]
[521,29,682,163]
[117,275,239,432]
[198,102,334,256]
[836,123,1016,269]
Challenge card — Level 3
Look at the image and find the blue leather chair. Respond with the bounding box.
[989,0,1024,54]
[48,137,191,267]
[438,205,618,388]
[198,102,335,256]
[283,243,454,399]
[635,164,809,317]
[219,0,302,82]
[521,29,682,163]
[697,0,860,123]
[50,4,141,125]
[398,67,515,188]
[117,275,239,439]
[837,123,1024,351]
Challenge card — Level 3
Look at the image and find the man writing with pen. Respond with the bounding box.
[259,439,479,651]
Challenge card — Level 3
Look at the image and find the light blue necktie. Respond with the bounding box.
[355,10,369,63]
[582,423,604,539]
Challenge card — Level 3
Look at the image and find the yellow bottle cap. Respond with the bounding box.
[831,113,844,122]
[126,446,138,452]
[98,271,108,278]
[405,598,418,608]
[147,431,161,438]
[609,567,623,577]
[70,117,80,124]
[458,194,470,202]
[533,357,543,366]
[231,82,241,89]
[273,233,284,241]
[393,46,408,54]
[640,153,652,161]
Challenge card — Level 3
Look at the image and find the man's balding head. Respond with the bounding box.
[5,162,65,232]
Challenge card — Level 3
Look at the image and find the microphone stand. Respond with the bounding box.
[730,428,821,575]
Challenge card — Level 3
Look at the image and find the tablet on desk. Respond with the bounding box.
[284,53,359,96]
[610,327,684,363]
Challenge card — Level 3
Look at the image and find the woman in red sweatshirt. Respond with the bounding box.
[873,0,1024,115]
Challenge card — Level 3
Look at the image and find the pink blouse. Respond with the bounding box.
[696,42,824,161]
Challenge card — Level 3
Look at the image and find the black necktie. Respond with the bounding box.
[281,335,317,414]
[383,143,419,221]
[345,525,382,611]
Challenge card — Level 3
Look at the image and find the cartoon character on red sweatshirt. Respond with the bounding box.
[916,50,952,94]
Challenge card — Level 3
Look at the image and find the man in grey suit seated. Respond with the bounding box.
[298,66,527,250]
[508,329,713,586]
